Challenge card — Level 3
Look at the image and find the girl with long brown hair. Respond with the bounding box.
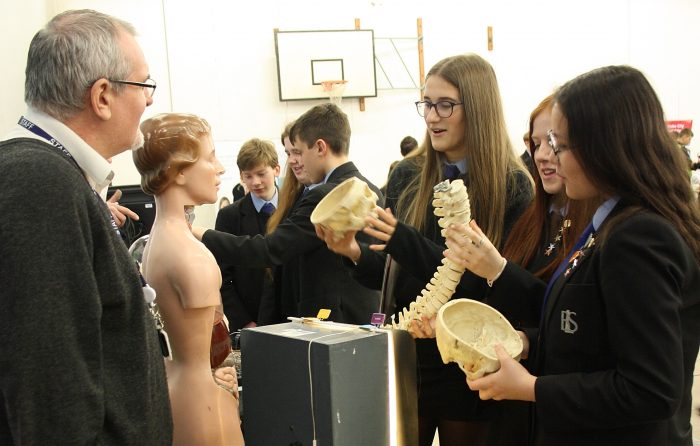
[317,53,533,445]
[466,65,700,446]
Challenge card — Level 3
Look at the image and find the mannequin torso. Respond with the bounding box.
[143,205,242,445]
[138,124,243,446]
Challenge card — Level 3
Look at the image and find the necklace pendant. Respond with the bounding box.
[546,218,570,258]
[564,250,582,276]
[564,259,579,277]
[545,243,555,256]
[584,235,596,250]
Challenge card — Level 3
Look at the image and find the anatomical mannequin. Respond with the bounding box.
[134,113,244,446]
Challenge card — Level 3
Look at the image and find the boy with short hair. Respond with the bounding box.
[215,138,280,330]
[197,103,382,324]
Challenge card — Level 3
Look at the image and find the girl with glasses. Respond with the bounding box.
[316,53,533,446]
[467,66,700,446]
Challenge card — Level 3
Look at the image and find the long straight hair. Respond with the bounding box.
[502,95,598,279]
[266,164,301,233]
[397,54,530,248]
[267,122,302,233]
[555,65,700,261]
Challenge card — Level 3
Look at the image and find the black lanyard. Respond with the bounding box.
[18,116,120,236]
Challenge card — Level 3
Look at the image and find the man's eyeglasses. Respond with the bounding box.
[109,77,157,98]
[415,100,463,118]
[546,129,568,156]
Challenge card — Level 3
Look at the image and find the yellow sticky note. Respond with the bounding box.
[316,309,331,320]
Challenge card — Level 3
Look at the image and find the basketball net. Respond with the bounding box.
[321,80,348,106]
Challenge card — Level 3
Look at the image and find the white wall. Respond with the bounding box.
[2,0,699,228]
[0,1,47,132]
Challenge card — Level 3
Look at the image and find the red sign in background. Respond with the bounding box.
[666,120,693,132]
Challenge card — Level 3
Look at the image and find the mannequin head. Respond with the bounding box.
[134,113,212,195]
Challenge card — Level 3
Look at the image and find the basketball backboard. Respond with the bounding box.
[274,29,377,101]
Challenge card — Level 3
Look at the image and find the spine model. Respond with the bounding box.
[390,179,471,330]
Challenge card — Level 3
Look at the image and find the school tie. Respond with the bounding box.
[260,202,276,215]
[541,222,594,312]
[443,164,461,180]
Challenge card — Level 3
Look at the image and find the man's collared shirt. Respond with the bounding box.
[3,108,114,197]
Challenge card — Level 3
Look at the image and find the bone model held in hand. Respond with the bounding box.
[390,179,471,330]
[435,298,523,379]
[310,177,379,240]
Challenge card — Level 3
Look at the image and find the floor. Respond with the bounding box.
[431,353,700,445]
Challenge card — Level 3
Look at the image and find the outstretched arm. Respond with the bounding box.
[194,192,324,269]
[314,225,362,263]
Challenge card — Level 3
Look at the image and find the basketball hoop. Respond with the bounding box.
[321,80,348,106]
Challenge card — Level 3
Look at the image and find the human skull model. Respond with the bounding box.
[435,299,523,379]
[310,177,378,240]
[389,179,470,329]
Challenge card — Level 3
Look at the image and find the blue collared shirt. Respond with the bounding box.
[304,164,341,194]
[592,196,620,231]
[323,165,339,184]
[442,157,468,176]
[548,203,569,217]
[250,188,279,213]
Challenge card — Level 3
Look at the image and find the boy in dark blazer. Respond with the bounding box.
[194,103,382,325]
[215,139,280,330]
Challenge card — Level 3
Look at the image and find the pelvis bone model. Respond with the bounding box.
[310,177,378,240]
[435,299,523,379]
[389,179,471,330]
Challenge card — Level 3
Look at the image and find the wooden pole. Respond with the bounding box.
[354,18,366,111]
[417,18,424,100]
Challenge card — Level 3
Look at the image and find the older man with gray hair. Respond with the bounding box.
[0,9,172,444]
